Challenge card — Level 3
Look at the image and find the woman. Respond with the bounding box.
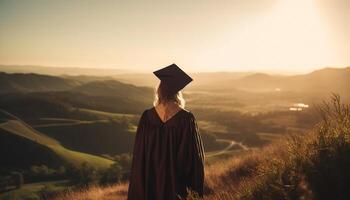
[127,64,205,200]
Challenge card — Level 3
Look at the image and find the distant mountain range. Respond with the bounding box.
[1,66,349,108]
[2,65,348,96]
[112,67,350,100]
[0,65,127,76]
[231,67,350,95]
[0,72,154,114]
[0,72,80,93]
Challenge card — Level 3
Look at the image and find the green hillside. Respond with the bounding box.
[0,110,113,170]
[37,120,136,156]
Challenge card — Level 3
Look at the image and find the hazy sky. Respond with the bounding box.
[0,0,349,73]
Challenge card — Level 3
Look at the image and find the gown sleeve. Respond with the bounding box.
[127,110,147,200]
[182,112,205,197]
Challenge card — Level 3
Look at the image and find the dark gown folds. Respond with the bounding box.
[127,107,205,200]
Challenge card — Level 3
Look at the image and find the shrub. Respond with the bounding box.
[30,165,49,177]
[99,163,123,185]
[67,163,99,186]
[11,172,24,188]
[297,94,350,200]
[57,166,66,175]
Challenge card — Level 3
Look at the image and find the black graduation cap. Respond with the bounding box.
[153,63,193,93]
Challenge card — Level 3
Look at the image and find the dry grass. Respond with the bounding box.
[53,183,128,200]
[203,142,291,200]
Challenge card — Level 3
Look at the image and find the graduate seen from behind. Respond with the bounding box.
[127,64,205,200]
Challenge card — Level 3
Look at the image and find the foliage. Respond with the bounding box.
[65,156,130,187]
[30,165,49,177]
[67,163,99,186]
[99,163,123,185]
[99,153,132,185]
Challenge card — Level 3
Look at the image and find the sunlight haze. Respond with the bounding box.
[0,0,349,73]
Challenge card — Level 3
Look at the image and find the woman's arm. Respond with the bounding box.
[127,110,147,200]
[186,113,205,196]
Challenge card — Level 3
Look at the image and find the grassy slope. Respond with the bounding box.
[0,111,113,169]
[78,108,138,130]
[37,121,136,156]
[28,108,137,156]
[78,108,137,121]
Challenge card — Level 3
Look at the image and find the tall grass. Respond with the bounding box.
[53,183,128,200]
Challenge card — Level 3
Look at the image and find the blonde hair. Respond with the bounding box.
[153,82,186,109]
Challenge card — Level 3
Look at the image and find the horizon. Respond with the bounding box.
[1,0,350,73]
[1,64,349,75]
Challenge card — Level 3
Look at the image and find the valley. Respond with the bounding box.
[0,66,349,199]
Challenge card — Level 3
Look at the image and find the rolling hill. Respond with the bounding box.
[0,65,127,76]
[0,72,79,94]
[0,109,113,169]
[71,80,153,104]
[232,67,350,95]
[0,72,154,115]
[0,90,151,118]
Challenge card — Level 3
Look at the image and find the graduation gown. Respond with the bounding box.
[127,107,205,200]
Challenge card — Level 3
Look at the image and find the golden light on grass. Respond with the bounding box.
[53,183,128,200]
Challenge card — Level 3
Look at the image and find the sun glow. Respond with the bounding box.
[211,0,337,72]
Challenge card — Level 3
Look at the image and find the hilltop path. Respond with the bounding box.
[206,139,249,158]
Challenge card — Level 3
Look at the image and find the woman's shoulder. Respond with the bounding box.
[178,108,197,122]
[181,108,194,117]
[182,108,195,115]
[142,107,154,114]
[140,107,155,119]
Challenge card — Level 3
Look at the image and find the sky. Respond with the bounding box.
[0,0,349,73]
